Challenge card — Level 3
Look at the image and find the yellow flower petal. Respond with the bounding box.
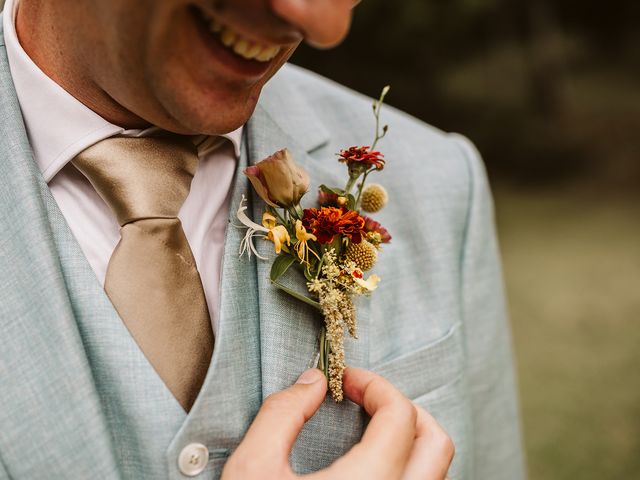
[262,211,277,229]
[268,225,291,254]
[295,220,316,242]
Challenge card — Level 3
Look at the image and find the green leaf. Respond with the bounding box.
[270,255,296,282]
[271,280,322,311]
[319,184,345,196]
[327,236,344,257]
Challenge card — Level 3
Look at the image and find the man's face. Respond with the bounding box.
[80,0,355,134]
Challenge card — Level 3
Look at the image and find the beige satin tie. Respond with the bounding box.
[72,135,214,411]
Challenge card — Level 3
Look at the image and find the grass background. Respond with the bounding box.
[496,186,640,479]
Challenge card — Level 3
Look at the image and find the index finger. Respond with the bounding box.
[333,368,418,478]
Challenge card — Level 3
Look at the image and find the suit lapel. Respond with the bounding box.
[246,74,371,473]
[166,136,264,475]
[0,30,121,479]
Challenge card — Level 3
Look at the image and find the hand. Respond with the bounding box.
[221,367,454,480]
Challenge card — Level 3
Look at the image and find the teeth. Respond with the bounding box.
[220,29,237,48]
[245,43,262,59]
[255,46,280,62]
[204,13,281,62]
[233,39,250,57]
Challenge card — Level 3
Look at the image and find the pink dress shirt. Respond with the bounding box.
[3,0,241,333]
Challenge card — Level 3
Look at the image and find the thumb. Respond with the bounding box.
[238,369,327,462]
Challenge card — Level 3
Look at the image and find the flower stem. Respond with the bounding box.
[273,208,287,226]
[317,326,329,379]
[345,175,358,194]
[287,204,304,221]
[315,253,325,279]
[355,169,372,209]
[371,86,390,151]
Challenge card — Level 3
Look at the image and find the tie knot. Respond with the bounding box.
[72,135,199,226]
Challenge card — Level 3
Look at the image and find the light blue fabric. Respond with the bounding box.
[0,17,525,480]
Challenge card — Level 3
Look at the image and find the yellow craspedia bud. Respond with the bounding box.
[360,183,388,213]
[346,240,378,271]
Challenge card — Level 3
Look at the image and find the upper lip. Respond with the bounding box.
[194,4,303,49]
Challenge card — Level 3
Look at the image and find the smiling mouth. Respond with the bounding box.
[193,6,282,63]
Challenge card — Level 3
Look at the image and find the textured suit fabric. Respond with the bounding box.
[0,15,526,480]
[250,68,526,479]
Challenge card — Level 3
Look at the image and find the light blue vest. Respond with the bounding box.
[47,139,263,479]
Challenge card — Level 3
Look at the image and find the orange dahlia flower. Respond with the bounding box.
[302,207,366,244]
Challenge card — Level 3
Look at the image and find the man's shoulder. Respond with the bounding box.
[269,63,487,209]
[277,63,446,140]
[273,63,483,182]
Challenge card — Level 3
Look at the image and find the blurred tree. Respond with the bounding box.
[0,0,636,187]
[292,0,639,189]
[523,0,567,117]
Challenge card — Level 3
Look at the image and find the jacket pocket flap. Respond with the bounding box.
[372,323,463,399]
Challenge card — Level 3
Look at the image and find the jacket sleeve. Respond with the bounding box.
[451,134,527,479]
[0,457,9,480]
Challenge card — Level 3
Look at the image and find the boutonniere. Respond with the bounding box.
[237,86,392,401]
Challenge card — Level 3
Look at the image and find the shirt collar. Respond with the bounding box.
[3,0,242,184]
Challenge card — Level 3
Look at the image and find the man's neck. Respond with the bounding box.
[15,0,150,128]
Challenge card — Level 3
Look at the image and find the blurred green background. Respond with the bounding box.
[292,1,640,479]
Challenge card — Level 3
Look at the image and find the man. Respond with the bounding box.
[0,0,525,479]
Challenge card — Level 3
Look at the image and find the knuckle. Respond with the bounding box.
[394,398,418,427]
[438,431,456,460]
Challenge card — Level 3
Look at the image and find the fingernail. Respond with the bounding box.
[295,368,322,385]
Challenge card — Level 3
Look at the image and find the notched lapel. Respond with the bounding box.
[246,77,372,473]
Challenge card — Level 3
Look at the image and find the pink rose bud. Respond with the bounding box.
[244,149,310,208]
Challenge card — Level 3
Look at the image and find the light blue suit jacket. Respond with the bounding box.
[0,19,525,480]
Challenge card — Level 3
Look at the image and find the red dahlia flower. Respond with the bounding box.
[338,146,385,171]
[302,207,366,244]
[363,216,392,244]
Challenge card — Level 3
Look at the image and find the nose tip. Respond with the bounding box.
[270,0,355,49]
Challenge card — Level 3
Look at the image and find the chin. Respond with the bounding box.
[151,80,262,135]
[188,107,255,136]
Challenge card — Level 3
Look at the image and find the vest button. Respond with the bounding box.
[178,443,209,476]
